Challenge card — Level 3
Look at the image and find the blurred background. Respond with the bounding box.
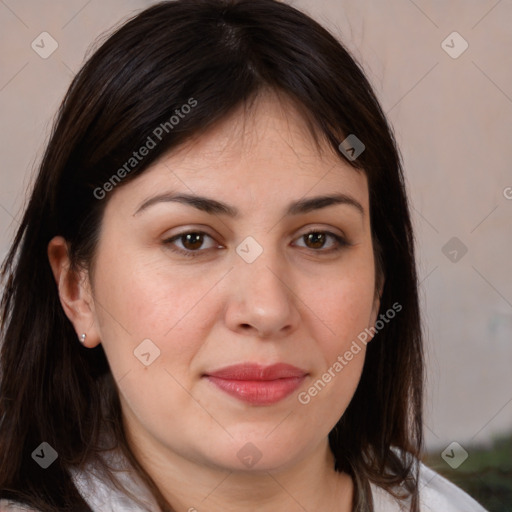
[0,0,511,510]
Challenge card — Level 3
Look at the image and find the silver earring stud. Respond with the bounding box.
[80,333,86,344]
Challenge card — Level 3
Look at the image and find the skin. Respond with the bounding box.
[49,92,383,512]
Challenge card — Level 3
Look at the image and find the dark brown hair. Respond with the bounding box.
[0,1,423,510]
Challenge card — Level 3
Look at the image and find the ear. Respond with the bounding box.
[47,236,101,348]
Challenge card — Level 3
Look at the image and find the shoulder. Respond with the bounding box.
[370,460,488,512]
[416,462,488,511]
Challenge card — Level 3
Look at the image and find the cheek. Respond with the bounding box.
[91,247,222,379]
[91,252,214,428]
[298,278,372,429]
[94,257,187,337]
[291,250,375,418]
[306,256,376,358]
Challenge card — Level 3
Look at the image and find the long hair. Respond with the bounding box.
[0,1,423,510]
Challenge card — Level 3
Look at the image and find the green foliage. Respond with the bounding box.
[424,433,512,512]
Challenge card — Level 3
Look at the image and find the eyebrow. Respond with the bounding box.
[133,191,364,218]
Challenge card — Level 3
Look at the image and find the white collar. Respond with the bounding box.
[69,448,487,512]
[69,449,160,512]
[69,450,401,512]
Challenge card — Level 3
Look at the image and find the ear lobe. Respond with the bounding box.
[47,236,101,348]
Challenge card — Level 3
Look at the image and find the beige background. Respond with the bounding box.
[1,0,511,455]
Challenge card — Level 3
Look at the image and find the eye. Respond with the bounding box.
[163,231,220,258]
[293,230,349,253]
[163,229,349,258]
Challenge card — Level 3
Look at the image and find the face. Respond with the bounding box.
[80,94,381,473]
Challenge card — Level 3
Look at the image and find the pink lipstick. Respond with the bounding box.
[204,363,307,405]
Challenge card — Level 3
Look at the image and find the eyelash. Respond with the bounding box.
[162,230,350,258]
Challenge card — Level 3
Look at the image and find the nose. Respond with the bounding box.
[223,245,300,339]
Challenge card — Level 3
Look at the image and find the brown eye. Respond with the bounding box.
[294,231,348,253]
[303,232,327,249]
[181,232,205,250]
[163,231,219,258]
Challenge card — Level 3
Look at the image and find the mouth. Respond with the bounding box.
[203,363,308,406]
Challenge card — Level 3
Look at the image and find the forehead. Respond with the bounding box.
[108,92,369,215]
[164,93,356,172]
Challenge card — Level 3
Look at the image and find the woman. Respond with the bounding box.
[0,1,487,511]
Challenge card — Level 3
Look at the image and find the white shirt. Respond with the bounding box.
[1,453,489,511]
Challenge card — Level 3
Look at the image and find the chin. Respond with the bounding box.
[193,432,314,474]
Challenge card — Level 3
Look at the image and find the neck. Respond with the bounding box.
[127,431,354,512]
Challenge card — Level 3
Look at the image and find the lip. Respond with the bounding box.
[204,363,308,405]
